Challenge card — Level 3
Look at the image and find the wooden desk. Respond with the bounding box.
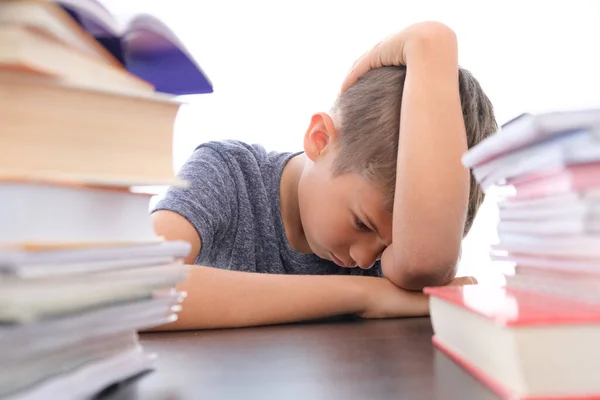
[103,317,499,400]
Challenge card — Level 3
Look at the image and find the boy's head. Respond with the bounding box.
[296,66,497,269]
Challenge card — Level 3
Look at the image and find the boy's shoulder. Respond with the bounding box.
[194,139,269,164]
[194,139,299,171]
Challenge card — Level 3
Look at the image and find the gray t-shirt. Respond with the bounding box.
[152,140,382,277]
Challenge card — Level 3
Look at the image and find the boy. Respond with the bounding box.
[151,22,497,330]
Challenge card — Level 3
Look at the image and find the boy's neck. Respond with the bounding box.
[280,153,312,253]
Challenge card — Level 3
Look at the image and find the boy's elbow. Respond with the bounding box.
[384,251,458,291]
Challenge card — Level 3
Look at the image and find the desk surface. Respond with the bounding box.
[105,317,499,400]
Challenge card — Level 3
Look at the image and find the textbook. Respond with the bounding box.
[426,285,600,399]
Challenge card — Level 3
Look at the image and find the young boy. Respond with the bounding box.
[151,22,497,330]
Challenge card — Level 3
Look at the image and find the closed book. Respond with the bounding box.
[425,285,600,399]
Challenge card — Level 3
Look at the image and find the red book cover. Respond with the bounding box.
[424,285,600,327]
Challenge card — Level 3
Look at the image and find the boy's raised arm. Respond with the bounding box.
[342,22,469,290]
[388,23,468,290]
[150,210,429,330]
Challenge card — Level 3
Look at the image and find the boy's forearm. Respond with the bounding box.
[150,266,369,331]
[387,26,468,290]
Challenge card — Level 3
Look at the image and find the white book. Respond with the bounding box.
[473,130,600,190]
[504,271,600,305]
[462,109,600,168]
[7,346,155,400]
[491,250,600,274]
[494,233,600,258]
[0,181,158,245]
[497,217,600,236]
[0,292,183,360]
[0,240,191,278]
[0,263,189,323]
[1,331,140,397]
[498,189,600,210]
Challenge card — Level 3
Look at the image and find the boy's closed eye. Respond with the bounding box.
[353,215,372,233]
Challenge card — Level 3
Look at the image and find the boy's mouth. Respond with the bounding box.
[331,253,353,268]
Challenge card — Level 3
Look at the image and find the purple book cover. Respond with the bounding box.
[55,0,213,95]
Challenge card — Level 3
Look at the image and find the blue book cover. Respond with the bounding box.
[55,0,213,96]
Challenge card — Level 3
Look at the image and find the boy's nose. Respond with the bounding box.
[350,241,386,270]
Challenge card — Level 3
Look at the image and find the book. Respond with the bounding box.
[0,292,184,397]
[473,129,600,191]
[497,190,600,220]
[0,25,154,95]
[7,344,154,400]
[426,284,600,399]
[0,181,160,246]
[0,240,191,278]
[0,263,189,323]
[1,331,140,397]
[504,266,600,305]
[508,163,600,200]
[462,109,600,168]
[52,0,213,95]
[0,71,184,186]
[497,218,600,236]
[493,233,600,258]
[491,251,600,274]
[0,0,120,66]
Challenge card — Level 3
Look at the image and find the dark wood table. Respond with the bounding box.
[104,317,499,400]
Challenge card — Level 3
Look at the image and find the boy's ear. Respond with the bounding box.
[303,112,338,162]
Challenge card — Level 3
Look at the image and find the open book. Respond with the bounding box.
[52,0,213,95]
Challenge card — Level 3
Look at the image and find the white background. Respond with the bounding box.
[105,0,600,284]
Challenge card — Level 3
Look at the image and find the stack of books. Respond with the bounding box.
[0,0,211,398]
[426,109,600,399]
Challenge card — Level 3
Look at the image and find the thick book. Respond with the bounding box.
[52,0,213,95]
[0,1,119,66]
[0,25,154,96]
[0,181,160,246]
[425,284,600,399]
[0,71,184,186]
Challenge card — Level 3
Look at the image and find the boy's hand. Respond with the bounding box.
[340,21,456,93]
[358,275,476,319]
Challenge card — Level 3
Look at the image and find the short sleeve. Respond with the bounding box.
[152,145,238,263]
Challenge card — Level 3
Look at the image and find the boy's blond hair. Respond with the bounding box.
[331,66,497,236]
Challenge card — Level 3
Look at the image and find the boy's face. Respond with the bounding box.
[297,113,393,269]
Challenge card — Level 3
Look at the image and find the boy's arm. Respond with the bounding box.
[342,23,468,290]
[149,210,429,330]
[152,264,430,330]
[387,23,468,290]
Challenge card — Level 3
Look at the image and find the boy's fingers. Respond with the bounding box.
[340,41,388,94]
[448,276,478,286]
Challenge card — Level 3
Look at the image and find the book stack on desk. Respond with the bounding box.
[426,109,600,399]
[0,1,211,398]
